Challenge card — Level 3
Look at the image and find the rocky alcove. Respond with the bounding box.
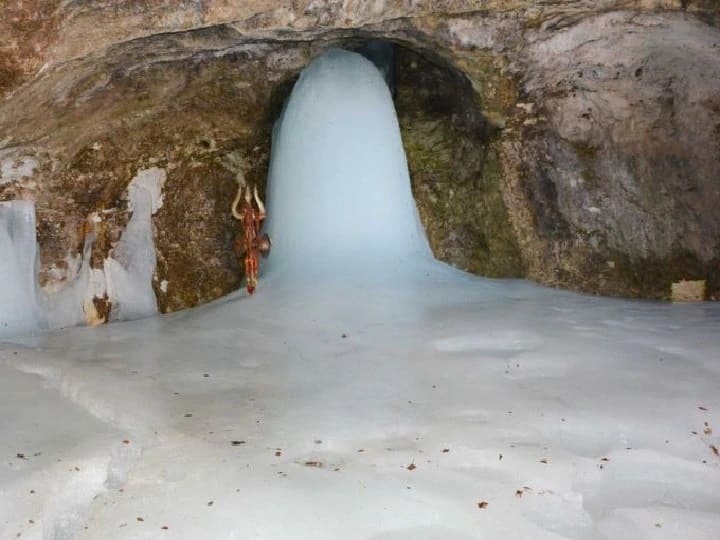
[2,5,720,537]
[1,2,718,322]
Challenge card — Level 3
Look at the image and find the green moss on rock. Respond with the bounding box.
[395,47,524,277]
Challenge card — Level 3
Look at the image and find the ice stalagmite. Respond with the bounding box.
[264,49,431,278]
[104,183,158,321]
[0,201,45,337]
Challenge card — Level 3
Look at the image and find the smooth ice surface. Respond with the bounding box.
[2,48,720,540]
[0,201,45,337]
[264,49,430,276]
[2,275,720,540]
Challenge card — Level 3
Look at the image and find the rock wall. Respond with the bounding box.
[505,11,720,297]
[395,47,524,277]
[0,0,718,319]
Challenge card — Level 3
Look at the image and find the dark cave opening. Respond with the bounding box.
[264,37,523,281]
[0,31,524,317]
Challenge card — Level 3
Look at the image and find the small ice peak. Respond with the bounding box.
[1,155,39,185]
[160,279,169,293]
[104,184,158,321]
[587,206,601,214]
[83,268,108,327]
[46,225,99,330]
[128,167,167,214]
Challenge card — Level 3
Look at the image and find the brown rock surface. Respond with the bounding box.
[0,0,718,319]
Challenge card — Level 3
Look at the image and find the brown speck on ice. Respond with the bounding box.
[698,406,709,411]
[441,448,449,453]
[407,463,416,471]
[540,458,548,464]
[477,501,488,509]
[304,461,323,468]
[710,444,719,457]
[136,517,144,522]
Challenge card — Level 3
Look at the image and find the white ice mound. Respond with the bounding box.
[264,48,431,276]
[0,201,46,337]
[104,184,158,321]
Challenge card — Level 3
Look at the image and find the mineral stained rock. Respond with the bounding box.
[0,1,718,318]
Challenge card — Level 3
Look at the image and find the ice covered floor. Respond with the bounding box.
[2,48,719,540]
[2,263,720,540]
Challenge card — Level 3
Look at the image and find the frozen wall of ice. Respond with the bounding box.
[264,49,431,276]
[0,168,162,340]
[0,201,46,338]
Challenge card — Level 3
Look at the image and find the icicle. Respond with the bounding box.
[0,201,46,337]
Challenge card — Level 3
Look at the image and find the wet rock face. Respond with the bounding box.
[0,1,719,314]
[506,12,720,297]
[394,48,524,278]
[0,0,61,95]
